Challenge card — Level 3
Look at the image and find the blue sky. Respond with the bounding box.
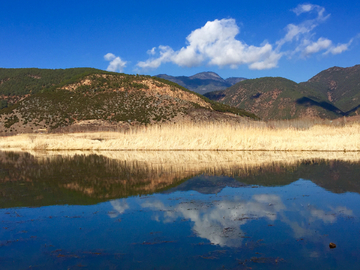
[1,0,359,82]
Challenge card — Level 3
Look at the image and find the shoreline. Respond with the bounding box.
[2,148,359,152]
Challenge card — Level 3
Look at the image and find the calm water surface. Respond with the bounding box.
[1,151,360,269]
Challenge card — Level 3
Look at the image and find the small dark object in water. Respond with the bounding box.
[329,243,336,249]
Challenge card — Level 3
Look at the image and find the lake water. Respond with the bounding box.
[1,151,360,269]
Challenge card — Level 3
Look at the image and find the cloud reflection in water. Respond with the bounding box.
[108,179,355,248]
[140,194,285,247]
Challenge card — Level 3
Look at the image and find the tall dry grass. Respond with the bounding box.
[1,121,360,151]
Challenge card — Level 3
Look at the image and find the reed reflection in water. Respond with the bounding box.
[1,150,360,208]
[1,150,360,269]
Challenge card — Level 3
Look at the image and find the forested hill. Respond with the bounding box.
[204,64,360,120]
[204,77,345,120]
[300,65,360,113]
[0,68,257,135]
[0,68,105,109]
[0,67,104,96]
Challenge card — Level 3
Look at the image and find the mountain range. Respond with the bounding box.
[0,68,256,135]
[155,72,246,94]
[1,64,359,134]
[204,65,360,120]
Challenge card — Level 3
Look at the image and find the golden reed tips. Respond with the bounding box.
[1,121,360,151]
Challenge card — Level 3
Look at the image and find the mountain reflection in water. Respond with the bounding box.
[1,150,360,208]
[1,150,360,269]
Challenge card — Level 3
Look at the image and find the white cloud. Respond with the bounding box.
[104,53,127,72]
[136,4,354,71]
[302,37,332,56]
[137,18,282,71]
[277,4,357,60]
[248,48,283,70]
[277,4,330,49]
[327,44,349,55]
[281,24,310,44]
[147,47,156,55]
[292,4,327,18]
[324,38,354,55]
[138,45,175,69]
[293,4,314,15]
[104,53,116,61]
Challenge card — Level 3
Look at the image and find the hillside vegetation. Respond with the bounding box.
[301,65,360,112]
[205,65,360,120]
[0,68,257,135]
[205,77,343,120]
[0,67,106,95]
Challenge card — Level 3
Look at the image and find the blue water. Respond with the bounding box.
[1,153,360,269]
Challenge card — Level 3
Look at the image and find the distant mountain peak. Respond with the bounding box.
[155,72,247,94]
[189,72,223,80]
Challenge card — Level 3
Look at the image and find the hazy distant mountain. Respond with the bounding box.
[155,72,247,94]
[189,71,224,81]
[205,65,360,120]
[225,77,247,85]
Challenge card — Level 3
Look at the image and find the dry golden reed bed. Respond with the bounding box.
[1,122,360,151]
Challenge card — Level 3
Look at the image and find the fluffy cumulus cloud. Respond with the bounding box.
[104,53,127,72]
[136,4,355,71]
[137,19,282,71]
